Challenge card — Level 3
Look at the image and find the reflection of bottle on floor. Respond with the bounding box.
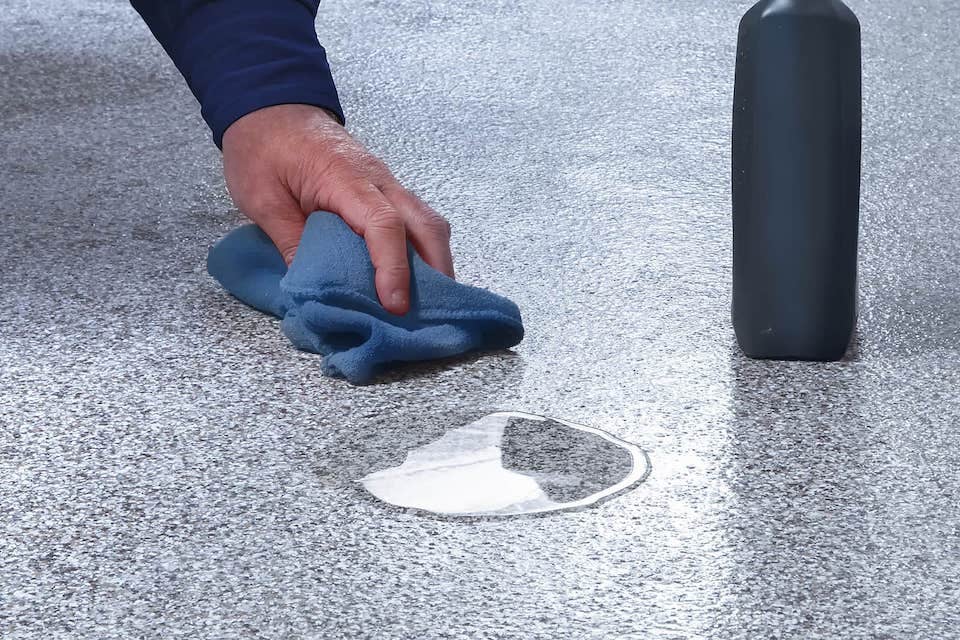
[732,0,861,361]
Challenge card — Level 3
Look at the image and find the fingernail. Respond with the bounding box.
[390,290,408,310]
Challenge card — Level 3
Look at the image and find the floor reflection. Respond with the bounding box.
[722,352,877,635]
[360,411,650,517]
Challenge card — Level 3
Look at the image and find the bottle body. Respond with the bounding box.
[732,0,862,361]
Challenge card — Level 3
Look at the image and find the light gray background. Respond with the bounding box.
[1,0,958,638]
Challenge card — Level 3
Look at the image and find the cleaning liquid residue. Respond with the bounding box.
[360,411,650,517]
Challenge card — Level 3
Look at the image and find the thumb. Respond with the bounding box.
[246,192,307,266]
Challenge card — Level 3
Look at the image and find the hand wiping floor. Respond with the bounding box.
[207,211,524,384]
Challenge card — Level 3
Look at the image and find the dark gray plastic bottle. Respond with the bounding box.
[732,0,861,361]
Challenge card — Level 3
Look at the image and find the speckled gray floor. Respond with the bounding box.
[2,1,959,638]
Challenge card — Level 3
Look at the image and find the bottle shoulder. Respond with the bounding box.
[740,0,860,32]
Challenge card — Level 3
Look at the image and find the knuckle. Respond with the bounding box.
[366,203,403,232]
[379,263,411,279]
[328,143,388,177]
[423,214,452,239]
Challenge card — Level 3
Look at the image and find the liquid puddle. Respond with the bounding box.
[360,411,651,517]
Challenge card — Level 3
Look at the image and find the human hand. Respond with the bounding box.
[221,104,454,315]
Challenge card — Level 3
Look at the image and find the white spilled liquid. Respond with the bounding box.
[360,411,650,517]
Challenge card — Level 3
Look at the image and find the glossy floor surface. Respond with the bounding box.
[2,0,959,637]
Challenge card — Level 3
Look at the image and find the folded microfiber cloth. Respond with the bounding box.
[207,211,524,384]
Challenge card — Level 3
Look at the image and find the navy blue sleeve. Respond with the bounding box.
[130,0,344,149]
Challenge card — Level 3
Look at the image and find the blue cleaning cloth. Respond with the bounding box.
[207,211,524,384]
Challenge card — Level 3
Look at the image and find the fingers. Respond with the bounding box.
[324,182,411,315]
[246,191,307,266]
[380,183,455,279]
[222,104,451,316]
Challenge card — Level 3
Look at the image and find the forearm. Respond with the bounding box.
[130,0,344,148]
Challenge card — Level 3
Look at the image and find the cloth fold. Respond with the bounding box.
[207,212,524,384]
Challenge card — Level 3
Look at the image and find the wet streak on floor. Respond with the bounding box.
[2,0,960,638]
[360,412,648,516]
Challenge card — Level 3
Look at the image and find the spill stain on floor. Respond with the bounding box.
[360,411,651,517]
